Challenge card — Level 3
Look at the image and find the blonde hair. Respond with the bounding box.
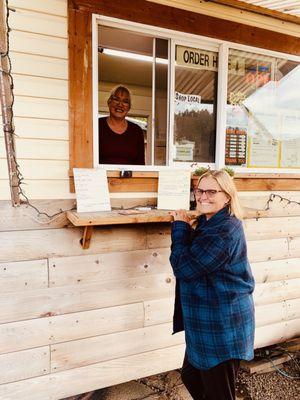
[107,85,132,108]
[197,169,244,220]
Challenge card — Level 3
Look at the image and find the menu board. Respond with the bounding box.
[225,127,247,165]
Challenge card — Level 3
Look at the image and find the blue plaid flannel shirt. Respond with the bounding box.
[170,206,255,370]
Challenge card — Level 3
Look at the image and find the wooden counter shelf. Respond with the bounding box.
[67,209,199,249]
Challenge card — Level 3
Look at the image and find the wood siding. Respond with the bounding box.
[0,0,69,200]
[0,193,300,398]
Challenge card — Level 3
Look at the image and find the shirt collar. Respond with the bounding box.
[198,206,230,228]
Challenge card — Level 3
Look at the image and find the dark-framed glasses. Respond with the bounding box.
[193,189,224,198]
[110,96,130,107]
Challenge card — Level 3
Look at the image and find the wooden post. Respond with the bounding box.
[0,0,20,206]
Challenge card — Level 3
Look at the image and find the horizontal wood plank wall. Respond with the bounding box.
[0,0,69,200]
[0,193,300,398]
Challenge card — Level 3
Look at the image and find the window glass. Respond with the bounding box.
[98,25,168,166]
[226,49,300,169]
[173,45,218,163]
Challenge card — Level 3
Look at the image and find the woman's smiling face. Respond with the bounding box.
[108,90,130,120]
[195,176,230,220]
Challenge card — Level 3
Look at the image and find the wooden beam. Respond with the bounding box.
[70,0,300,55]
[68,5,93,172]
[207,0,300,26]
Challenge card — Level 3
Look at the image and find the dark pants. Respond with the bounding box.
[181,352,240,400]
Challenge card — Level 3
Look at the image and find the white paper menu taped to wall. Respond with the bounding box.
[73,168,111,212]
[157,169,191,210]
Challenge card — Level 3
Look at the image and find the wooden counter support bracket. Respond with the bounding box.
[80,226,94,249]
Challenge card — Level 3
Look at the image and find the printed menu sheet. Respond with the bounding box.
[157,169,191,210]
[73,168,111,212]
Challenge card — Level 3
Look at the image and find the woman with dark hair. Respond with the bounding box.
[169,169,255,400]
[99,85,145,165]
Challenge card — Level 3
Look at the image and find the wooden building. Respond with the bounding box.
[0,0,300,399]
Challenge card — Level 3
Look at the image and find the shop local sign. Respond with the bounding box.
[175,91,202,113]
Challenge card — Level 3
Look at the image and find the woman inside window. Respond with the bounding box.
[170,169,255,400]
[99,85,145,165]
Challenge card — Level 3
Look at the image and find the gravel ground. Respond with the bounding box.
[63,360,300,400]
[236,362,300,400]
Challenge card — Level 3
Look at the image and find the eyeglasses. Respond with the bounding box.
[110,96,130,107]
[193,189,224,198]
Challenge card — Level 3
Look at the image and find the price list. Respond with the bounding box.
[225,127,247,165]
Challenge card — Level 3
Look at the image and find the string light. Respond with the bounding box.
[0,1,75,220]
[265,194,300,211]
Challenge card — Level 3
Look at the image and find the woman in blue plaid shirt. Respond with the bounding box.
[170,169,255,400]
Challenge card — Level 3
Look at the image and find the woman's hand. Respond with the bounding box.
[170,209,190,223]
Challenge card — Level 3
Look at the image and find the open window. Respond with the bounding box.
[95,24,169,167]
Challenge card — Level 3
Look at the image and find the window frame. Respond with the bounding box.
[92,14,300,174]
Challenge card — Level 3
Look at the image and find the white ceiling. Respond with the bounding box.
[239,0,300,16]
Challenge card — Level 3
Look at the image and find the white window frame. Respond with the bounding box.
[92,14,300,174]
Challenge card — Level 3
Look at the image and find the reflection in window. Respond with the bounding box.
[226,49,300,169]
[98,25,168,165]
[173,45,217,163]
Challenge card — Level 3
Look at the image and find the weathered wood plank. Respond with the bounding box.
[0,303,144,354]
[147,225,290,262]
[51,322,184,372]
[0,344,185,400]
[144,297,173,326]
[0,274,174,324]
[0,259,48,293]
[254,319,300,349]
[286,298,300,321]
[235,178,300,192]
[0,225,147,262]
[244,216,300,240]
[288,236,300,258]
[255,302,286,328]
[67,209,198,226]
[251,258,300,283]
[0,346,49,384]
[254,278,300,306]
[49,248,170,287]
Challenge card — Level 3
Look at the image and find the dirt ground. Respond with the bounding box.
[65,359,300,400]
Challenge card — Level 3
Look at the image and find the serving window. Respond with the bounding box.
[96,25,169,166]
[90,16,300,173]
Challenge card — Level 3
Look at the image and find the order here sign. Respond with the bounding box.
[176,46,218,71]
